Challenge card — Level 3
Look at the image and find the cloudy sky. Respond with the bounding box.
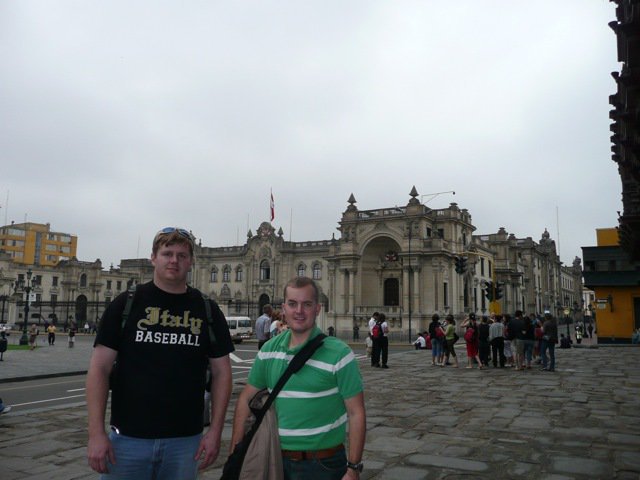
[1,1,621,269]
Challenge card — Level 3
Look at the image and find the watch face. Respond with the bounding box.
[348,462,363,472]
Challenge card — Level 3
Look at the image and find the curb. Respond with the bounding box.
[0,370,88,384]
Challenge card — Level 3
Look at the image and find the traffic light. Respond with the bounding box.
[495,282,504,300]
[454,256,468,274]
[484,281,494,301]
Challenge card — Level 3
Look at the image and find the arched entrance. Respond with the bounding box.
[360,236,402,308]
[258,293,271,315]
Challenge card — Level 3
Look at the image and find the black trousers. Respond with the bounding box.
[371,338,381,366]
[491,337,505,367]
[380,336,389,366]
[479,340,490,366]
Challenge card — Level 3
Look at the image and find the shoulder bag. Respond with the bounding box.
[220,333,327,480]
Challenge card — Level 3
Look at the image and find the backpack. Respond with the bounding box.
[109,284,217,389]
[372,322,384,339]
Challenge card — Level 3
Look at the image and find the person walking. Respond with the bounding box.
[540,312,558,372]
[231,276,366,480]
[29,324,38,350]
[255,304,273,350]
[378,313,390,368]
[522,316,535,369]
[478,316,490,367]
[462,314,482,369]
[428,314,444,366]
[489,314,505,368]
[443,315,459,368]
[86,227,235,478]
[369,312,380,367]
[47,323,57,346]
[510,311,526,371]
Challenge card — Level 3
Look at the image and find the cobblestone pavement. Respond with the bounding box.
[1,335,639,479]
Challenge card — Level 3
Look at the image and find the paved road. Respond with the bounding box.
[1,334,639,479]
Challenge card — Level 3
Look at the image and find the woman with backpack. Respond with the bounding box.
[428,314,445,366]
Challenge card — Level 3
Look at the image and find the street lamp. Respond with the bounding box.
[0,289,10,324]
[15,269,39,346]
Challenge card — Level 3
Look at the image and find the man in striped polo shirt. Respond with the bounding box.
[231,276,366,479]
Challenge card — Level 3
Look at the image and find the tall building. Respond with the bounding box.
[0,222,77,266]
[609,1,640,261]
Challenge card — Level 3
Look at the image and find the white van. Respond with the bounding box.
[226,316,253,344]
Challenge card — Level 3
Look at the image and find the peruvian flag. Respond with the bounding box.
[270,190,275,222]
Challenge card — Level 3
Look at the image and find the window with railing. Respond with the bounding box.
[312,263,322,280]
[260,260,271,280]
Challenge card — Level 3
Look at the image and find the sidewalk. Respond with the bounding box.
[1,341,640,479]
[0,333,95,383]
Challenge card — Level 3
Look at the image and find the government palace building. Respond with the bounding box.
[0,187,583,340]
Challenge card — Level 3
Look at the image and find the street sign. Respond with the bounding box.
[563,308,570,316]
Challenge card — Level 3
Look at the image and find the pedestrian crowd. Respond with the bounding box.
[410,310,561,372]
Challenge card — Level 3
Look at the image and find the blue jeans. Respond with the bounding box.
[283,449,347,480]
[431,338,443,358]
[541,340,556,371]
[523,339,534,364]
[102,430,201,480]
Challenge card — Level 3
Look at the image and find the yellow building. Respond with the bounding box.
[582,228,640,343]
[0,222,77,266]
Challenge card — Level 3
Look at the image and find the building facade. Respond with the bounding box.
[609,0,640,261]
[582,227,640,343]
[0,222,78,266]
[0,190,583,341]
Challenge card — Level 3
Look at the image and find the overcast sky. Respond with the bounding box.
[1,1,621,270]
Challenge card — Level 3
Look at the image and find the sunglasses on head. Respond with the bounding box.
[156,227,194,242]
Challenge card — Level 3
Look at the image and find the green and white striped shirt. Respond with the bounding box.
[248,326,363,450]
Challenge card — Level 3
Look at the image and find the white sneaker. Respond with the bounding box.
[0,405,11,415]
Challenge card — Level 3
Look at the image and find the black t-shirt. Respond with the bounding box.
[510,317,525,340]
[95,281,234,438]
[478,323,490,341]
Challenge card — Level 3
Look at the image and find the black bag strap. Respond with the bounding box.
[201,293,217,345]
[243,333,327,440]
[120,285,138,330]
[221,333,327,480]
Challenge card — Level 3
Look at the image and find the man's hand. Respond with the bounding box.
[342,466,360,480]
[195,428,221,471]
[87,431,115,474]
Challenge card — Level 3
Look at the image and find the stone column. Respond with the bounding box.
[348,269,356,314]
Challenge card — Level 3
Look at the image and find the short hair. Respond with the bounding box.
[378,313,386,321]
[432,314,440,322]
[515,310,523,318]
[262,304,273,314]
[283,276,319,303]
[152,229,194,257]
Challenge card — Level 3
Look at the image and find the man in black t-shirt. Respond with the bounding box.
[86,227,234,478]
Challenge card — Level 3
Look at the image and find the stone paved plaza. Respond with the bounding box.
[1,338,639,479]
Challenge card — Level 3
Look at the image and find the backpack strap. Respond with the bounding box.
[120,285,138,331]
[201,293,217,345]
